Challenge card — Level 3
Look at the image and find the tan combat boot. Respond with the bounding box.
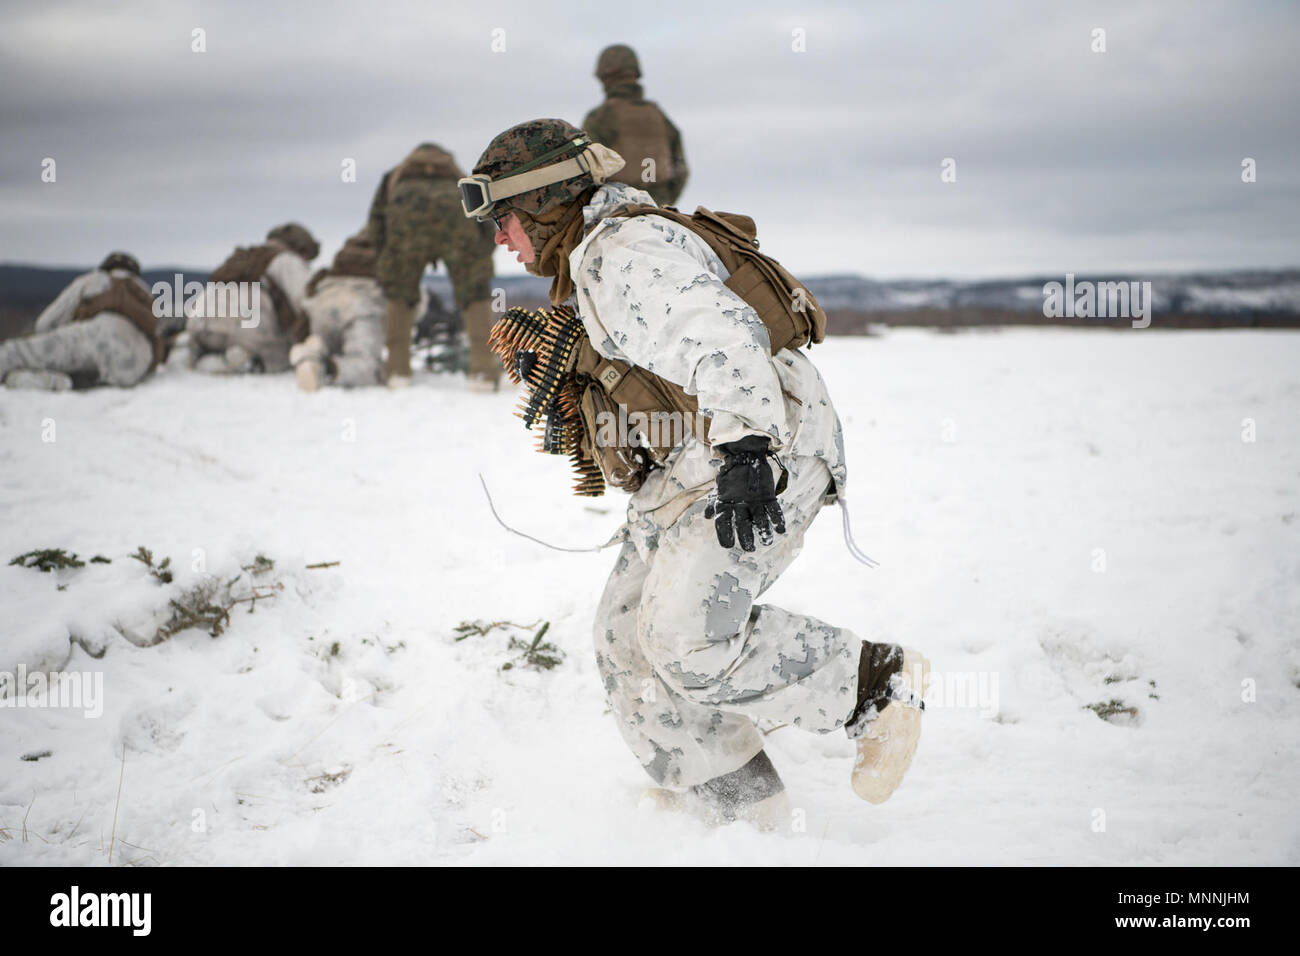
[383,298,416,386]
[289,335,327,392]
[852,647,929,804]
[3,369,74,391]
[462,298,501,392]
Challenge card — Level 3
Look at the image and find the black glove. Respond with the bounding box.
[704,435,787,552]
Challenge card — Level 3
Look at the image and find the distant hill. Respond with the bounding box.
[801,270,1300,314]
[0,265,210,309]
[420,268,1300,332]
[0,265,210,340]
[3,263,1298,341]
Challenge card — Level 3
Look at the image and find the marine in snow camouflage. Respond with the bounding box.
[0,265,155,388]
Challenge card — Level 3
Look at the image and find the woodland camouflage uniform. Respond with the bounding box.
[369,144,499,385]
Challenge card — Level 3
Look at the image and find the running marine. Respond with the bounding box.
[460,119,929,825]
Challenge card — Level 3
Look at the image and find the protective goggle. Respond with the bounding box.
[459,134,622,221]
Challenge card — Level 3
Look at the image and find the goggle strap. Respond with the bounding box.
[507,135,590,177]
[485,153,592,205]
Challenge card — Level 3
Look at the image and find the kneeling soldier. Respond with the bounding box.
[181,223,318,374]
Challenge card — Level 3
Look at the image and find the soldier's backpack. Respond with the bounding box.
[606,204,826,351]
[490,205,826,496]
[385,144,463,201]
[209,242,310,343]
[596,100,678,193]
[73,275,165,369]
[306,230,379,296]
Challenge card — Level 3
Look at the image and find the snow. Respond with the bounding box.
[1,328,1297,865]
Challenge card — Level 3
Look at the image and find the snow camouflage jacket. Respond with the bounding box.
[569,182,848,530]
[35,268,151,335]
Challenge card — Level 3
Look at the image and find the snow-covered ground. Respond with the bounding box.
[1,328,1297,865]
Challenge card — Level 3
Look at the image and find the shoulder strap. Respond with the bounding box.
[598,205,824,351]
[260,272,309,344]
[603,204,745,271]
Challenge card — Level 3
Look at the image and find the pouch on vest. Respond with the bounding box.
[572,338,707,493]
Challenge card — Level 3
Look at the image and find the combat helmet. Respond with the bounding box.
[459,118,624,221]
[594,44,640,84]
[266,222,320,262]
[99,251,141,275]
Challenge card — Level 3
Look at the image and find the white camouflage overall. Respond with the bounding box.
[0,269,153,389]
[303,274,386,387]
[184,248,310,374]
[571,184,886,788]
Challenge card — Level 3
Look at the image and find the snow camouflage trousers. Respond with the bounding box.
[186,303,292,373]
[594,454,868,788]
[306,277,385,387]
[0,313,152,388]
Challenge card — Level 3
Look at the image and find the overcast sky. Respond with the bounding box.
[1,0,1296,279]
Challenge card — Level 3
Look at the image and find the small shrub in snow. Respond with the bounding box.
[503,621,564,672]
[453,619,564,671]
[241,554,275,576]
[130,546,173,584]
[1085,699,1139,723]
[453,619,541,641]
[306,766,352,793]
[158,578,232,639]
[9,549,110,572]
[154,557,283,641]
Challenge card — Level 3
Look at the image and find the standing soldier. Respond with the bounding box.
[0,251,164,390]
[290,227,388,391]
[180,223,318,374]
[369,143,499,391]
[581,44,689,208]
[459,119,927,827]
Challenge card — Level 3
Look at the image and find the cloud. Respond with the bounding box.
[1,0,1296,277]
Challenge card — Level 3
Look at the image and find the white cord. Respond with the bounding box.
[479,475,619,553]
[836,496,880,568]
